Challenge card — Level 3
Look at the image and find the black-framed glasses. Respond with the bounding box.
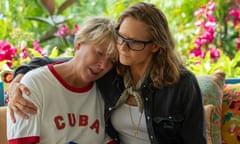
[115,30,153,51]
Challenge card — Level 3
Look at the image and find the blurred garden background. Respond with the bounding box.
[0,0,240,79]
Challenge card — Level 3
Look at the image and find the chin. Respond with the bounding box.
[120,60,131,66]
[86,76,98,82]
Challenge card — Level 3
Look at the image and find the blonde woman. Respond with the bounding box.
[7,16,117,144]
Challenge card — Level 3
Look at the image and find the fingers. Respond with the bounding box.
[12,73,24,83]
[8,101,29,123]
[9,106,16,123]
[15,100,37,115]
[8,82,30,98]
[7,74,38,122]
[19,84,31,96]
[8,83,37,114]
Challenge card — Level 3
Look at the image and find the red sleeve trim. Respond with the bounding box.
[106,140,116,144]
[8,136,40,144]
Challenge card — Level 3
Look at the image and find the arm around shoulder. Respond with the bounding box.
[13,56,71,77]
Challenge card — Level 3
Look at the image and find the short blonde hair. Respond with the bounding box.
[74,16,118,61]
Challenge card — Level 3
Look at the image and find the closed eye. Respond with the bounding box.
[97,50,104,56]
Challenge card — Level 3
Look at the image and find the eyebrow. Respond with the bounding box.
[118,31,134,40]
[117,31,153,43]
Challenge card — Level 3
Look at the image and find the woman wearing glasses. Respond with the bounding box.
[7,2,206,144]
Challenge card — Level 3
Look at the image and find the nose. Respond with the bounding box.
[97,59,112,70]
[118,41,129,50]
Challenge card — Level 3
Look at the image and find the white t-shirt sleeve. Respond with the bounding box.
[7,71,42,143]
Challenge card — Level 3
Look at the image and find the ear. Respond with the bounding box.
[75,43,81,51]
[151,42,160,53]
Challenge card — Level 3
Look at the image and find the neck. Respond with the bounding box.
[130,64,151,85]
[54,62,89,88]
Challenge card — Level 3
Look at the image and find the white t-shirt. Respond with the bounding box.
[7,64,105,144]
[111,103,150,144]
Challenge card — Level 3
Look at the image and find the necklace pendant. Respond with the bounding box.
[134,130,138,137]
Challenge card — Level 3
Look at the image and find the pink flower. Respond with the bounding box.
[208,1,216,11]
[32,41,40,48]
[190,48,205,58]
[195,20,203,26]
[72,24,80,34]
[20,46,28,59]
[194,6,206,16]
[210,47,220,61]
[194,38,204,48]
[0,40,17,67]
[56,24,70,37]
[32,41,45,56]
[206,15,216,23]
[226,9,240,26]
[202,30,214,43]
[191,1,218,60]
[56,23,80,37]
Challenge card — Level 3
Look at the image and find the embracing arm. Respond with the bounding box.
[13,56,71,77]
[8,56,71,122]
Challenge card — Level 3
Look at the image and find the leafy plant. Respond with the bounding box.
[187,50,240,78]
[186,0,240,78]
[28,0,78,43]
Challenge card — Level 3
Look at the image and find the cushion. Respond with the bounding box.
[0,106,7,144]
[222,83,240,144]
[204,104,215,144]
[1,70,13,106]
[197,71,225,144]
[0,81,4,106]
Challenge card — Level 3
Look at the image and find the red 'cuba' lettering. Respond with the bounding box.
[68,113,76,127]
[54,116,65,129]
[54,114,99,133]
[79,115,88,126]
[90,120,99,134]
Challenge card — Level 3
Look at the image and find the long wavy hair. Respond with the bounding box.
[116,2,185,88]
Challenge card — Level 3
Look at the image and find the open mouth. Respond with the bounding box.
[89,67,100,76]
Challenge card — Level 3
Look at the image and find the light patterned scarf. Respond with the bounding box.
[114,63,152,113]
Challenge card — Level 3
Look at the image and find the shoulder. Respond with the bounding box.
[30,56,72,64]
[21,66,50,84]
[179,67,198,83]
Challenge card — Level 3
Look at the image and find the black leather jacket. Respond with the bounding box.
[14,56,207,144]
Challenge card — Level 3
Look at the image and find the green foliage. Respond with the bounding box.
[214,0,239,58]
[0,0,239,78]
[185,0,240,78]
[188,50,240,78]
[0,0,108,55]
